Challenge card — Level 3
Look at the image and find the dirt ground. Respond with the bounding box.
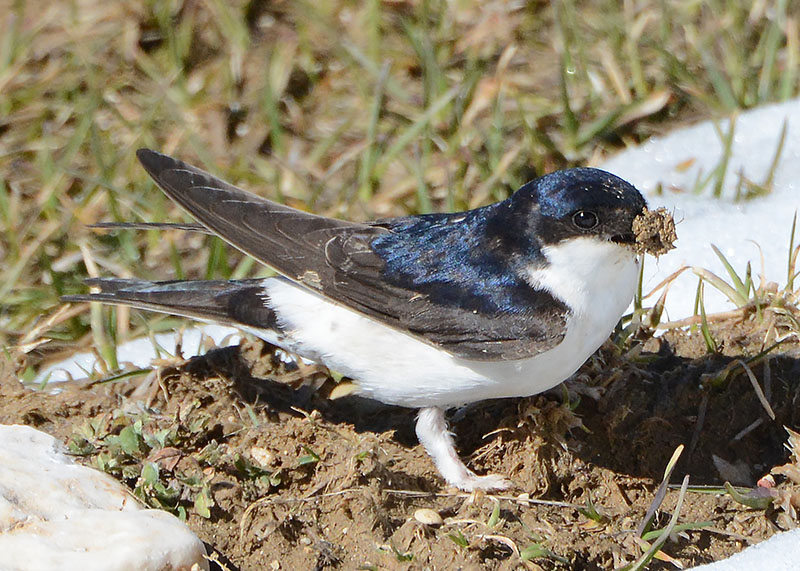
[2,311,799,570]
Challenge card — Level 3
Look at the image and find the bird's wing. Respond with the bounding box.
[135,149,567,361]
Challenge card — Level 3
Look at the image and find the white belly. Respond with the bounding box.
[257,237,639,408]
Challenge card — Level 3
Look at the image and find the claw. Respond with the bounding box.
[457,472,511,492]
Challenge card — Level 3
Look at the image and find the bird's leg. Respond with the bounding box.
[415,406,510,491]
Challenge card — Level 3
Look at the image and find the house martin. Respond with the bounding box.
[65,149,661,491]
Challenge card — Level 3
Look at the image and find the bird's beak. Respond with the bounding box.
[611,232,636,246]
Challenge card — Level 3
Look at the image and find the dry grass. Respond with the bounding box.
[2,0,799,365]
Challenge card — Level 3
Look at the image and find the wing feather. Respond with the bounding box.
[136,150,567,360]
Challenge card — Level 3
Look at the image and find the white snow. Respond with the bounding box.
[35,325,241,384]
[600,98,800,320]
[26,98,800,568]
[689,528,800,571]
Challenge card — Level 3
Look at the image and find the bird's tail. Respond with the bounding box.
[62,277,281,331]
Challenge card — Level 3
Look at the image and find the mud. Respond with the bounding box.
[1,313,798,570]
[633,208,677,256]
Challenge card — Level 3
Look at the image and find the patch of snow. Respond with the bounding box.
[599,97,800,571]
[688,529,800,571]
[35,325,241,385]
[600,98,800,320]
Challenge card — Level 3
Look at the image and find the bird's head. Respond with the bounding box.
[515,167,648,249]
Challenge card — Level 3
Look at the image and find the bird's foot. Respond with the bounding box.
[455,472,511,492]
[415,406,512,492]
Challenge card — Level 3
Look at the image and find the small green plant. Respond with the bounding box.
[66,410,223,519]
[389,542,414,563]
[578,494,607,524]
[447,529,469,549]
[519,542,557,562]
[298,445,321,466]
[134,461,183,517]
[723,482,773,510]
[234,454,282,489]
[487,500,501,529]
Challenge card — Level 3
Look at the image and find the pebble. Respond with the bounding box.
[250,446,275,467]
[414,508,443,526]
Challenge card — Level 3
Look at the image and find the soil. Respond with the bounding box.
[2,311,799,570]
[633,208,677,257]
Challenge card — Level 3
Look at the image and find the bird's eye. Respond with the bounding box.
[572,210,599,229]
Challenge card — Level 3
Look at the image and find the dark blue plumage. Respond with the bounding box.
[372,203,538,317]
[369,167,646,322]
[532,167,646,219]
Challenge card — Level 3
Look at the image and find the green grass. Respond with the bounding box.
[2,0,800,369]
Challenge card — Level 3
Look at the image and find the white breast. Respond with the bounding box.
[524,236,639,363]
[256,237,638,409]
[461,237,639,400]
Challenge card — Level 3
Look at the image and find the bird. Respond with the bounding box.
[65,149,652,491]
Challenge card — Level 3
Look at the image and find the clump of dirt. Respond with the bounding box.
[1,313,798,570]
[633,207,677,256]
[770,428,800,529]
